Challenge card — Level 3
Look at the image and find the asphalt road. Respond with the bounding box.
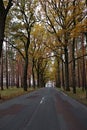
[0,87,87,130]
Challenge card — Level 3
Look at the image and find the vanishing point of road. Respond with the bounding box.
[0,87,87,130]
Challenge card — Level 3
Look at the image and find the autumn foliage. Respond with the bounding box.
[0,0,87,97]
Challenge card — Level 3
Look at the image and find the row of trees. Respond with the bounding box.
[0,22,52,90]
[39,0,87,94]
[0,0,87,94]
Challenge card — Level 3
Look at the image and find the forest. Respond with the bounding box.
[0,0,87,98]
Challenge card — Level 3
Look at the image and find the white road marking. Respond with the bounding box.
[61,92,67,96]
[42,97,45,100]
[40,97,45,104]
[40,100,43,104]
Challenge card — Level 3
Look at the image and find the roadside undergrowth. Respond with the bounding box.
[0,87,35,103]
[58,87,87,106]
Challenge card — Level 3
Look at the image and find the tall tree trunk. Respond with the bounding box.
[28,77,31,88]
[32,60,35,88]
[23,35,30,91]
[0,51,3,90]
[77,60,81,87]
[85,0,87,98]
[11,61,15,87]
[86,60,87,98]
[16,62,19,88]
[8,72,11,87]
[72,38,76,93]
[23,56,28,91]
[76,41,81,88]
[61,59,65,89]
[21,76,23,88]
[40,73,44,88]
[57,59,61,87]
[16,74,19,88]
[72,0,76,94]
[6,40,8,89]
[81,34,86,91]
[64,46,70,91]
[20,61,23,88]
[0,0,13,58]
[37,63,40,88]
[0,16,5,58]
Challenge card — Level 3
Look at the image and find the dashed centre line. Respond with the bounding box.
[40,97,45,104]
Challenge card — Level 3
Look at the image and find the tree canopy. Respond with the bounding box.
[0,0,87,97]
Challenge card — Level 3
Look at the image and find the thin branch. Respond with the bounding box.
[69,54,87,64]
[5,0,13,15]
[4,39,25,60]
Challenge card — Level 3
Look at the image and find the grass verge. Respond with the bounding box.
[0,87,35,103]
[59,87,87,106]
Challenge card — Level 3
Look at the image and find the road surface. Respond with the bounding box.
[0,87,87,130]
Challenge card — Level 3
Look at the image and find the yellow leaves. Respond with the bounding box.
[29,24,53,65]
[21,0,25,7]
[32,24,45,36]
[16,15,22,20]
[70,19,87,38]
[3,0,8,8]
[15,39,24,48]
[57,29,66,36]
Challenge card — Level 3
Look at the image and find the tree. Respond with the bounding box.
[0,0,13,58]
[6,0,37,91]
[30,24,50,87]
[0,50,3,90]
[70,0,86,93]
[5,38,9,89]
[71,0,77,94]
[39,0,86,91]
